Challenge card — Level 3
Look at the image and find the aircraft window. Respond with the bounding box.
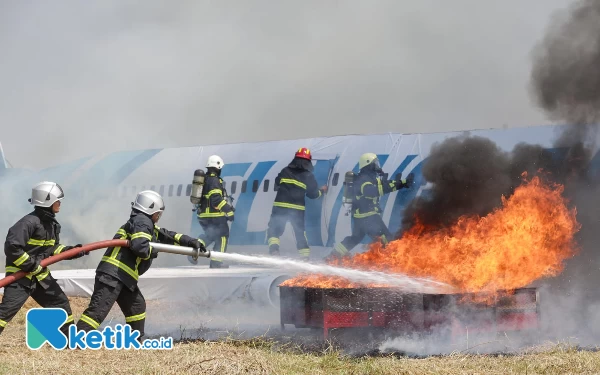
[241,180,247,193]
[263,179,269,192]
[231,181,237,194]
[332,173,340,186]
[177,184,183,196]
[252,180,259,193]
[168,184,174,197]
[186,184,192,196]
[159,185,165,195]
[150,185,156,191]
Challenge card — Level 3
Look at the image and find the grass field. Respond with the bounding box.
[1,297,599,374]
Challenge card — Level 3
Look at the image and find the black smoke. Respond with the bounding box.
[400,136,510,231]
[530,0,600,127]
[396,0,600,343]
[399,0,600,246]
[528,0,600,301]
[398,137,578,233]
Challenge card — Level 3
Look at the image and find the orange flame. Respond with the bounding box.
[282,176,581,294]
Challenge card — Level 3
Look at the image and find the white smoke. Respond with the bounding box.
[0,0,568,169]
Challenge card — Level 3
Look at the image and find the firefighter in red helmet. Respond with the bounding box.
[267,148,327,260]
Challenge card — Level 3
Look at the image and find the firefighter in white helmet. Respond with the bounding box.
[76,190,205,340]
[329,153,414,258]
[195,155,234,268]
[0,182,86,336]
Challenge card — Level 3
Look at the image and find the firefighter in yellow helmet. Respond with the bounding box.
[330,153,414,258]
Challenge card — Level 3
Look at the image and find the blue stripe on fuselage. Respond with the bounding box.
[229,161,277,245]
[305,159,336,246]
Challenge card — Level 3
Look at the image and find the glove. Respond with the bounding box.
[396,173,415,189]
[28,261,43,276]
[227,213,235,222]
[320,185,328,195]
[150,249,159,259]
[190,239,207,253]
[69,244,88,259]
[405,173,415,187]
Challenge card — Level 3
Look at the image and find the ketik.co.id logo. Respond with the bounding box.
[26,308,173,350]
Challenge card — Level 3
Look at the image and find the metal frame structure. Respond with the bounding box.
[280,286,539,340]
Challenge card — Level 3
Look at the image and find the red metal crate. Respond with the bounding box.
[279,286,539,340]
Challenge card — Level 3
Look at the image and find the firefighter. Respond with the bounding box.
[0,181,86,336]
[267,148,328,260]
[196,155,234,269]
[75,190,205,339]
[329,153,414,258]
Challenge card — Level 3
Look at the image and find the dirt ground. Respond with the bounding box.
[1,297,600,374]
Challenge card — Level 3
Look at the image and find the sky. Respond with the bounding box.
[0,0,574,169]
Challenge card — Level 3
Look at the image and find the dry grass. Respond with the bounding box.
[0,298,600,374]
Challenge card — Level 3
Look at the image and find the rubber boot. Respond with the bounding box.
[269,241,281,256]
[269,249,281,256]
[324,249,344,263]
[60,323,71,341]
[129,320,145,344]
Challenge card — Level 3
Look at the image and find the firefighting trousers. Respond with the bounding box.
[266,206,309,258]
[198,217,229,267]
[333,214,392,256]
[76,274,146,339]
[0,279,73,336]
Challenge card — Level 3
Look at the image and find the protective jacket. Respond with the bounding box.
[198,172,234,219]
[273,157,323,210]
[96,210,196,291]
[352,169,399,218]
[4,207,78,289]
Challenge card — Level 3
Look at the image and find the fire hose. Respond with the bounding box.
[0,240,211,289]
[149,242,211,259]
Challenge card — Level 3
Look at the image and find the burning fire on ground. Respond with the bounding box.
[282,175,581,294]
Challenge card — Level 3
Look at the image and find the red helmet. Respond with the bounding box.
[295,147,312,160]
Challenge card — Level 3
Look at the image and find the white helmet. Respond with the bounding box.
[358,153,380,170]
[29,181,64,208]
[131,190,165,215]
[206,155,224,170]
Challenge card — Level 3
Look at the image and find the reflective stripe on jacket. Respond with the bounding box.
[198,173,233,219]
[352,170,397,218]
[4,208,74,288]
[96,210,195,291]
[273,163,322,211]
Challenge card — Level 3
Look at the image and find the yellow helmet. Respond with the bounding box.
[358,153,379,170]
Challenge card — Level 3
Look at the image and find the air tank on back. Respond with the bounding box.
[190,169,206,205]
[343,171,355,205]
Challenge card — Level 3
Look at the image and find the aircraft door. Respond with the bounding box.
[305,153,339,248]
